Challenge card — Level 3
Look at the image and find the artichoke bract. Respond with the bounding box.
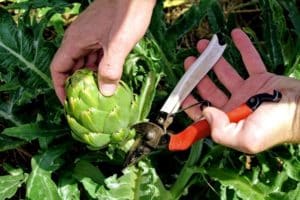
[64,69,139,150]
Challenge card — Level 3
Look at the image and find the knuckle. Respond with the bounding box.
[63,25,81,43]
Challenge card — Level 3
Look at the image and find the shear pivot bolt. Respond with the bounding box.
[146,131,156,141]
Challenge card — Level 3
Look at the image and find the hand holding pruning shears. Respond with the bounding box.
[182,28,300,154]
[125,29,300,165]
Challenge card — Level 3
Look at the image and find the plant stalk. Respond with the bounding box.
[170,141,203,199]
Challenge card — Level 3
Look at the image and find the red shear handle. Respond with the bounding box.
[168,104,253,151]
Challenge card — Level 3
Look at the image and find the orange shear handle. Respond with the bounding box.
[168,104,253,151]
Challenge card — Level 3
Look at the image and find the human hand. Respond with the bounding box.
[182,28,300,154]
[50,0,156,103]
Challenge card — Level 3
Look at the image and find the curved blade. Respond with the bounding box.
[124,122,165,166]
[160,34,227,115]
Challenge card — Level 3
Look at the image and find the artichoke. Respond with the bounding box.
[64,69,139,150]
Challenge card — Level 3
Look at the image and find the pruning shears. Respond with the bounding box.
[124,33,282,166]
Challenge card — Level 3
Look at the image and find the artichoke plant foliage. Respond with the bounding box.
[64,69,140,150]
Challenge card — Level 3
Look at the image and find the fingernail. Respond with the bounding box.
[100,83,116,96]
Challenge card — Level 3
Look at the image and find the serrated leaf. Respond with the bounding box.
[58,172,80,200]
[0,169,27,200]
[278,0,300,37]
[0,8,54,89]
[266,183,300,200]
[206,1,247,77]
[137,71,162,121]
[79,160,172,200]
[259,0,285,72]
[73,160,105,185]
[0,7,62,113]
[206,167,268,200]
[26,145,68,200]
[6,0,70,10]
[0,135,26,152]
[150,0,214,63]
[207,1,226,33]
[2,123,67,141]
[283,158,300,181]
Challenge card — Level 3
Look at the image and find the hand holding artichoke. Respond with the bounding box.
[64,69,139,150]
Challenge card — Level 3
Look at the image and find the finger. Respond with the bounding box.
[197,39,244,92]
[181,96,202,121]
[71,58,85,73]
[98,44,128,96]
[50,71,68,104]
[86,51,98,69]
[231,28,267,75]
[202,107,250,152]
[50,41,89,103]
[203,106,278,154]
[96,48,104,66]
[196,77,228,108]
[184,52,228,108]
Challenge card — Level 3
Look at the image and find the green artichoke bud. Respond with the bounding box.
[64,69,139,150]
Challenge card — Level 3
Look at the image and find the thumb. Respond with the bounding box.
[203,107,230,132]
[98,45,128,96]
[202,107,240,147]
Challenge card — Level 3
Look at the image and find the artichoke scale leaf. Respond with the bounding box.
[67,115,110,148]
[86,132,111,148]
[98,95,118,113]
[71,131,87,144]
[65,97,90,119]
[79,108,108,133]
[129,95,140,125]
[65,69,98,98]
[103,106,129,134]
[66,115,90,137]
[111,128,135,143]
[78,87,100,108]
[97,82,132,112]
[65,76,85,98]
[116,81,134,109]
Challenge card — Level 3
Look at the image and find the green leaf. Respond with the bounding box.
[26,145,68,200]
[0,8,54,89]
[207,1,247,77]
[283,157,300,181]
[58,172,80,200]
[0,82,20,92]
[166,0,214,43]
[259,0,285,72]
[73,160,105,185]
[0,135,26,152]
[0,8,63,126]
[206,167,268,200]
[0,91,22,126]
[278,0,300,37]
[2,123,67,141]
[79,160,172,200]
[137,71,162,121]
[6,0,70,10]
[0,167,27,200]
[149,0,214,62]
[207,1,226,33]
[266,183,300,200]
